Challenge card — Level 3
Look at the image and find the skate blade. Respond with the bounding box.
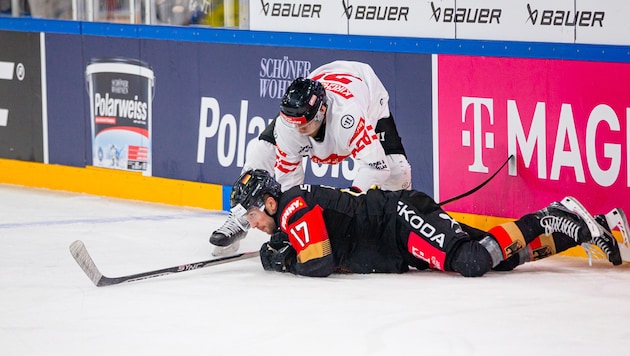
[580,242,607,266]
[212,241,241,257]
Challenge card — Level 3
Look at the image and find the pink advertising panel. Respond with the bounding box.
[437,54,630,218]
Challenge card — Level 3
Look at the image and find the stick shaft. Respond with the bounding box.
[69,240,259,287]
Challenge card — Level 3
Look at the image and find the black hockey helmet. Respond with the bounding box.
[230,169,282,217]
[279,77,326,127]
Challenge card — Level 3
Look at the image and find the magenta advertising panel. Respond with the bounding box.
[437,54,630,218]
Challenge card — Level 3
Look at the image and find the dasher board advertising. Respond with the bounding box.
[249,0,347,34]
[86,58,154,175]
[346,0,454,39]
[0,30,44,162]
[436,54,630,219]
[42,32,434,190]
[453,0,576,43]
[575,0,630,45]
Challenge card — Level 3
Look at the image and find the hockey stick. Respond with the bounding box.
[69,240,259,287]
[439,155,514,206]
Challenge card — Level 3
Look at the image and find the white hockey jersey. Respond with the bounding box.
[274,60,392,191]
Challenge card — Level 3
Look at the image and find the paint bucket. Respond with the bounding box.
[86,57,155,175]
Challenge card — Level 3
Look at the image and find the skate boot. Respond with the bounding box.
[604,208,630,263]
[535,197,598,245]
[558,197,623,266]
[209,213,249,256]
[590,214,622,266]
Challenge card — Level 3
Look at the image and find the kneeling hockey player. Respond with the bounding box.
[230,169,623,277]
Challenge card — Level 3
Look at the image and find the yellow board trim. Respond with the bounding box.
[0,158,223,210]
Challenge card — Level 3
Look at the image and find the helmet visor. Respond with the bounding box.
[279,105,325,136]
[279,111,309,128]
[230,202,260,229]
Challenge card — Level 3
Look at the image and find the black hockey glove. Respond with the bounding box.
[260,231,296,273]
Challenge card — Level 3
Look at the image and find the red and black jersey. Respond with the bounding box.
[274,184,473,277]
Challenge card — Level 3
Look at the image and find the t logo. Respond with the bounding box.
[0,61,25,127]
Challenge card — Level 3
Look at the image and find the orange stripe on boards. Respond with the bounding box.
[0,158,223,210]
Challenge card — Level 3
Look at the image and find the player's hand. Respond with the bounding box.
[269,230,290,249]
[260,232,296,273]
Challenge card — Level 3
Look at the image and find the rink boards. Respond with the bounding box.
[1,17,630,231]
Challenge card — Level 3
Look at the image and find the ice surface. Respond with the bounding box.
[1,184,630,355]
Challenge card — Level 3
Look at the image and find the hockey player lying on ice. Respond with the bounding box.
[230,169,623,277]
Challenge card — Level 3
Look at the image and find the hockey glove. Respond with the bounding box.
[260,231,296,273]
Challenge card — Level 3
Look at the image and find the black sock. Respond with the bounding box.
[514,214,544,244]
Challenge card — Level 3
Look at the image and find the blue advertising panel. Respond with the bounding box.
[45,33,87,167]
[142,41,434,192]
[44,32,434,194]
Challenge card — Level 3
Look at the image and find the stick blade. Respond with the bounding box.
[69,240,105,286]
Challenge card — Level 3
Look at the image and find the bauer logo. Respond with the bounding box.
[525,4,605,27]
[342,0,409,21]
[429,1,501,24]
[250,0,345,34]
[259,1,322,18]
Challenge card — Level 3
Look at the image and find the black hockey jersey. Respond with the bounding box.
[274,184,457,277]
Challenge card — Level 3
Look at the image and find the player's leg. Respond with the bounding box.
[397,191,493,277]
[523,199,623,266]
[495,217,622,271]
[210,120,277,256]
[493,233,576,271]
[489,197,619,270]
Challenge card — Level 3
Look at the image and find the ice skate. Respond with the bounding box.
[535,197,599,244]
[209,213,249,256]
[590,214,622,266]
[557,197,624,266]
[558,196,602,239]
[604,208,630,262]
